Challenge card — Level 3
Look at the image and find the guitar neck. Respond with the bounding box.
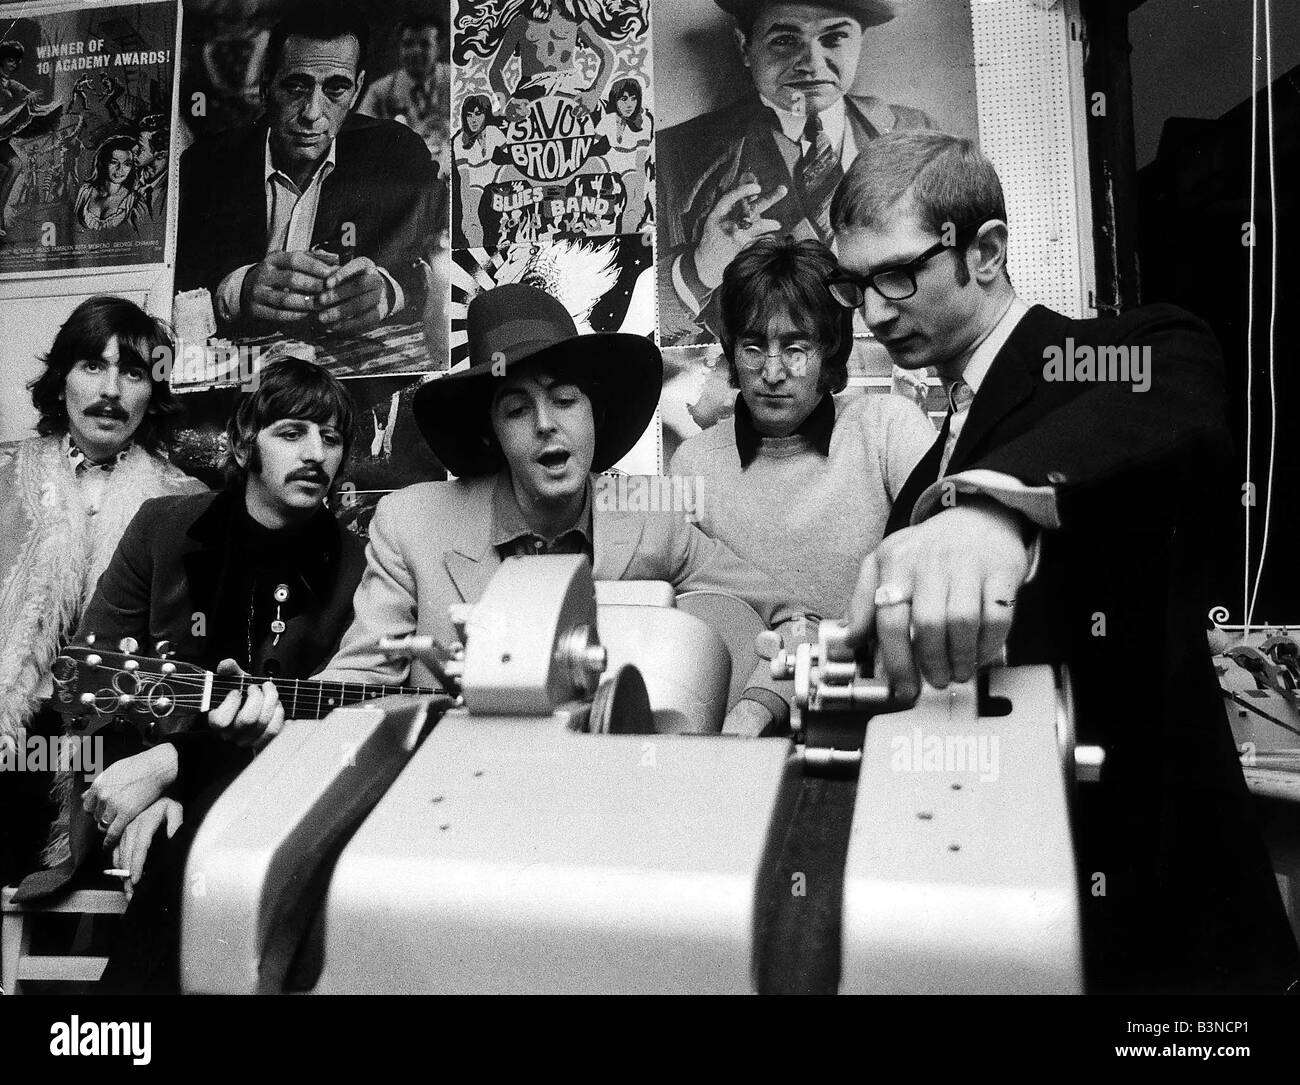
[218,674,443,719]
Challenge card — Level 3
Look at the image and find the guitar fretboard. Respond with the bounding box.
[220,675,444,718]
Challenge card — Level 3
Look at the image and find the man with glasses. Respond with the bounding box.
[830,130,1299,993]
[669,235,932,735]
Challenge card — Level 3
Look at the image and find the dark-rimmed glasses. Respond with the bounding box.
[825,222,986,307]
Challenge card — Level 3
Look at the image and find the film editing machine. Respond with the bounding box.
[57,556,1100,994]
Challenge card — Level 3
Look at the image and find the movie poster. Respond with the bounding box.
[171,0,450,372]
[653,0,979,347]
[0,3,176,276]
[450,0,653,249]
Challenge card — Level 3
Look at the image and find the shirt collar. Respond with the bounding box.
[490,470,594,550]
[944,294,1031,397]
[761,93,846,148]
[67,434,131,475]
[264,129,338,191]
[733,391,836,469]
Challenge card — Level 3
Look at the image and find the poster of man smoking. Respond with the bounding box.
[0,2,176,275]
[653,0,979,347]
[450,0,654,249]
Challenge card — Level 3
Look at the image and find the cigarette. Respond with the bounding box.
[103,868,131,878]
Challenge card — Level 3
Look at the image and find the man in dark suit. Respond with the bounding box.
[655,0,930,345]
[175,4,438,337]
[832,130,1299,993]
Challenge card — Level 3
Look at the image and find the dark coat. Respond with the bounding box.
[74,489,366,801]
[175,113,438,335]
[888,302,1300,992]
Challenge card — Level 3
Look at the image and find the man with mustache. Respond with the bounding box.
[318,282,802,735]
[0,296,202,891]
[175,3,438,337]
[14,358,367,992]
[655,0,931,345]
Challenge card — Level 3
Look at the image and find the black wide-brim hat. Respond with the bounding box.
[715,0,898,30]
[415,283,663,478]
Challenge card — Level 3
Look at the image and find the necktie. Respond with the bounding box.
[939,379,975,475]
[793,113,842,241]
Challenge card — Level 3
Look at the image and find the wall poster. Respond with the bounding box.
[0,1,177,276]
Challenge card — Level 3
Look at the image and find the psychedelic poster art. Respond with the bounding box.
[450,0,653,248]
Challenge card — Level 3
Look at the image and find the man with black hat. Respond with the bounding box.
[656,0,932,345]
[317,283,800,734]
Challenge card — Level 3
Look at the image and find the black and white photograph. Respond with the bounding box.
[171,0,451,371]
[0,0,1299,1064]
[654,0,977,347]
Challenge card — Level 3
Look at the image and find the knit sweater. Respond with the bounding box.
[668,392,936,620]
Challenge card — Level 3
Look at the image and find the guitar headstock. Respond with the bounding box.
[52,638,209,739]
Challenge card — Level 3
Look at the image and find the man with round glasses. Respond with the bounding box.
[669,235,933,734]
[831,129,1299,994]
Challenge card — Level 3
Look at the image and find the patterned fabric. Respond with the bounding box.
[793,113,842,240]
[66,435,132,476]
[0,435,204,864]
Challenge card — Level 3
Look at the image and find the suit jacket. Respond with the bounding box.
[175,113,438,335]
[74,490,366,801]
[13,490,367,900]
[655,91,932,345]
[318,472,796,689]
[888,302,1299,992]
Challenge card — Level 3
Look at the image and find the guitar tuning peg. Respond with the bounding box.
[84,633,96,645]
[155,639,173,658]
[118,637,139,654]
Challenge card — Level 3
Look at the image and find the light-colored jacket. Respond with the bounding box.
[317,471,796,689]
[0,434,203,748]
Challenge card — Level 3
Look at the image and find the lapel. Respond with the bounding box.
[886,417,948,535]
[442,474,502,604]
[313,118,363,249]
[593,498,645,582]
[945,305,1064,475]
[230,125,271,259]
[844,95,896,142]
[180,490,236,628]
[733,99,812,234]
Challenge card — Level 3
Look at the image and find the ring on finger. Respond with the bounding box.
[874,583,911,608]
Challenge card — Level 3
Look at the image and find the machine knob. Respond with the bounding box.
[754,630,782,661]
[770,649,796,680]
[1074,745,1105,783]
[584,643,607,675]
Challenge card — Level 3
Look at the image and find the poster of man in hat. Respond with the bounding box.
[450,0,653,249]
[654,0,978,347]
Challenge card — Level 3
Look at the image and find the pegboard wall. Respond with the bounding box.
[970,0,1095,318]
